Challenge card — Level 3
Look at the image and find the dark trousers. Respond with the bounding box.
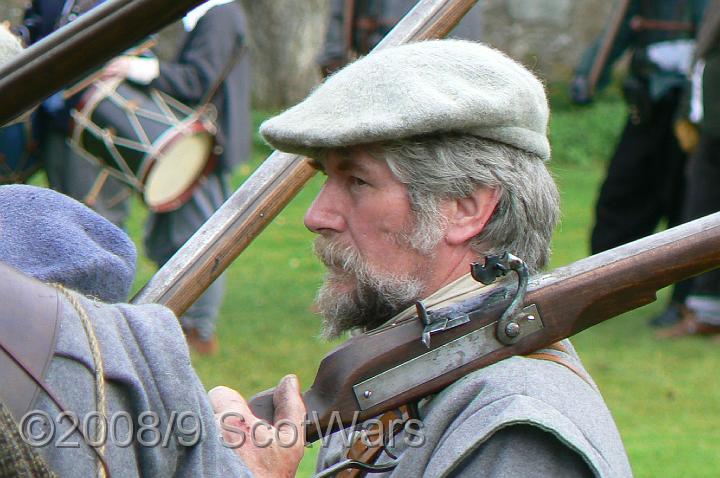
[590,90,690,302]
[683,134,720,296]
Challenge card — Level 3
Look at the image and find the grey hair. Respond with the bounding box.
[374,134,560,273]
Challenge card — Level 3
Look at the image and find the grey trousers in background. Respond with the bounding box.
[144,172,230,340]
[44,130,228,339]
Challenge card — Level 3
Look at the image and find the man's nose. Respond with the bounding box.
[304,180,346,234]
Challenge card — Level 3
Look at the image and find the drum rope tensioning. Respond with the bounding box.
[69,75,219,212]
[69,42,245,213]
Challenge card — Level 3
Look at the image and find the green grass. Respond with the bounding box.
[119,92,720,476]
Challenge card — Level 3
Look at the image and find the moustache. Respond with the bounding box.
[313,236,364,273]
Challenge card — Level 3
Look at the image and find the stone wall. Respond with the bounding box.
[0,0,25,25]
[482,0,612,81]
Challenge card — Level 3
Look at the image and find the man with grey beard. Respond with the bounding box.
[260,40,632,477]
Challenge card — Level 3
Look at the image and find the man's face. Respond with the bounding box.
[304,148,442,338]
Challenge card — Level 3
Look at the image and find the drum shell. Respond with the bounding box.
[71,78,218,212]
[88,83,165,172]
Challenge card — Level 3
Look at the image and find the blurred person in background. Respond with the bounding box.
[570,0,707,328]
[16,0,125,216]
[658,0,720,338]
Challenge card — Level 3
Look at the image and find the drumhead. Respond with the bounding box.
[144,131,214,211]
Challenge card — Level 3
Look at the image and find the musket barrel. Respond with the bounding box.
[132,0,480,314]
[0,0,206,125]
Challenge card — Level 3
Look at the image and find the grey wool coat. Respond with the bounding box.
[316,275,632,477]
[317,340,633,477]
[0,185,250,476]
[33,294,252,477]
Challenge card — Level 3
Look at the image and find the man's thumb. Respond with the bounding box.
[273,374,305,425]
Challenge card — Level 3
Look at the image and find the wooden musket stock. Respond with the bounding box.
[132,0,481,314]
[0,0,207,125]
[249,213,720,442]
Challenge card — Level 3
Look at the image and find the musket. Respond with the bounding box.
[0,0,207,125]
[131,0,481,314]
[249,212,720,442]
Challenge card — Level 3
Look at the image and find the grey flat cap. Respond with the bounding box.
[0,26,22,68]
[261,40,550,161]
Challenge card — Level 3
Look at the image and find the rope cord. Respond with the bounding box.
[53,284,108,478]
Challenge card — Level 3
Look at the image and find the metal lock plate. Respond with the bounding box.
[353,304,543,410]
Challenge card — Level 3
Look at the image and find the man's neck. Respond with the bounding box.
[419,246,480,299]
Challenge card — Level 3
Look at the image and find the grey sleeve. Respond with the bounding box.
[36,298,253,477]
[446,425,595,478]
[152,7,243,104]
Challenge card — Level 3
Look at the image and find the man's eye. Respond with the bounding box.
[350,176,368,187]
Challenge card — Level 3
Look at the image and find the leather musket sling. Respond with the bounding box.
[0,262,61,422]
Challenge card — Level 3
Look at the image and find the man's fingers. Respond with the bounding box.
[210,386,266,449]
[273,375,305,460]
[210,379,305,448]
[272,374,305,425]
[209,382,305,477]
[210,386,258,426]
[209,385,249,413]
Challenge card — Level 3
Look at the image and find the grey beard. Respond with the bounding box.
[314,237,425,339]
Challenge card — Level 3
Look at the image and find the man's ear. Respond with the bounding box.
[444,187,501,246]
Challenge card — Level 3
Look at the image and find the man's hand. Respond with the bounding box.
[209,375,306,478]
[103,56,159,84]
[103,56,132,78]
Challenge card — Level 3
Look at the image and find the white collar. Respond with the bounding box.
[389,273,489,324]
[182,0,234,31]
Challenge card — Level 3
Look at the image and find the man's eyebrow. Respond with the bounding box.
[337,154,372,175]
[309,150,373,175]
